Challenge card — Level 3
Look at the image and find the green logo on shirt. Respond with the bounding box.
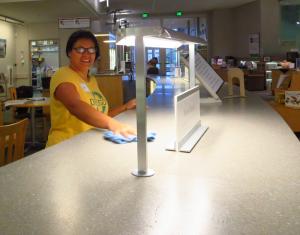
[90,91,108,113]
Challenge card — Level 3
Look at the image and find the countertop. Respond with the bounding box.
[0,78,300,235]
[94,72,122,76]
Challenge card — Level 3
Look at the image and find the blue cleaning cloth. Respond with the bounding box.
[103,131,156,144]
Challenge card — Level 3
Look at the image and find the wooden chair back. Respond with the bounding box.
[227,68,246,97]
[8,87,17,100]
[0,118,28,167]
[227,68,244,81]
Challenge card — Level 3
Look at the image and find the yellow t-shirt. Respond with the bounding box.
[46,66,109,147]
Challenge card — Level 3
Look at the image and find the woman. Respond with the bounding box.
[147,57,159,75]
[46,30,136,147]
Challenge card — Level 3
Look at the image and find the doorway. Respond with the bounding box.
[30,39,59,90]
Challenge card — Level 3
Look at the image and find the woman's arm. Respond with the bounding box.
[55,82,136,136]
[108,99,136,117]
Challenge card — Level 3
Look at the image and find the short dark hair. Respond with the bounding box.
[66,30,100,59]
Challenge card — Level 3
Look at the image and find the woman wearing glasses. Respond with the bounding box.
[46,30,136,147]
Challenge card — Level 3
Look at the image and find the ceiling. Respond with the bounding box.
[0,0,257,24]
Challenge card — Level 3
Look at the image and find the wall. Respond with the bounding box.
[233,0,261,58]
[15,23,80,86]
[208,0,283,59]
[15,24,30,86]
[57,28,78,66]
[208,8,235,58]
[260,0,283,57]
[0,21,16,88]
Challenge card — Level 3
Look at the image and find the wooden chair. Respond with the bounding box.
[7,87,17,120]
[227,68,246,97]
[8,87,17,100]
[0,118,29,167]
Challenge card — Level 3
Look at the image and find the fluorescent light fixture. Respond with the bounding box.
[99,0,109,7]
[116,36,135,46]
[0,14,24,25]
[94,33,110,37]
[116,36,183,48]
[103,40,116,43]
[144,37,182,48]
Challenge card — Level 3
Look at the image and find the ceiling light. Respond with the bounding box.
[99,0,109,7]
[103,40,116,43]
[116,36,135,46]
[0,14,24,25]
[116,36,183,48]
[94,33,110,37]
[144,37,182,48]
[297,21,300,25]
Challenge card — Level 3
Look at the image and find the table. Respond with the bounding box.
[1,80,300,234]
[4,98,50,145]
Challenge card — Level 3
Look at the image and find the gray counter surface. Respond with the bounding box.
[1,78,300,235]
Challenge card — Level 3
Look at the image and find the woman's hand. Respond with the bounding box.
[107,118,136,137]
[125,99,136,110]
[108,99,136,117]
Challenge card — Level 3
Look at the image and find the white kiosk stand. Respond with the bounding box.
[116,27,206,176]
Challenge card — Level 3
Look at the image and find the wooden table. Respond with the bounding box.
[4,98,50,145]
[269,100,300,132]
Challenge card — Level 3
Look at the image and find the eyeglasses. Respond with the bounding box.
[73,47,96,54]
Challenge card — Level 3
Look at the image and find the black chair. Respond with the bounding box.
[15,86,33,118]
[42,77,51,89]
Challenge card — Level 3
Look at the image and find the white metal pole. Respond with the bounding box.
[132,34,155,177]
[189,43,195,88]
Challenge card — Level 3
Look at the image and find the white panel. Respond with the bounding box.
[176,90,200,142]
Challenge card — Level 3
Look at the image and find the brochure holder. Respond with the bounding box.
[166,86,208,153]
[182,53,224,103]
